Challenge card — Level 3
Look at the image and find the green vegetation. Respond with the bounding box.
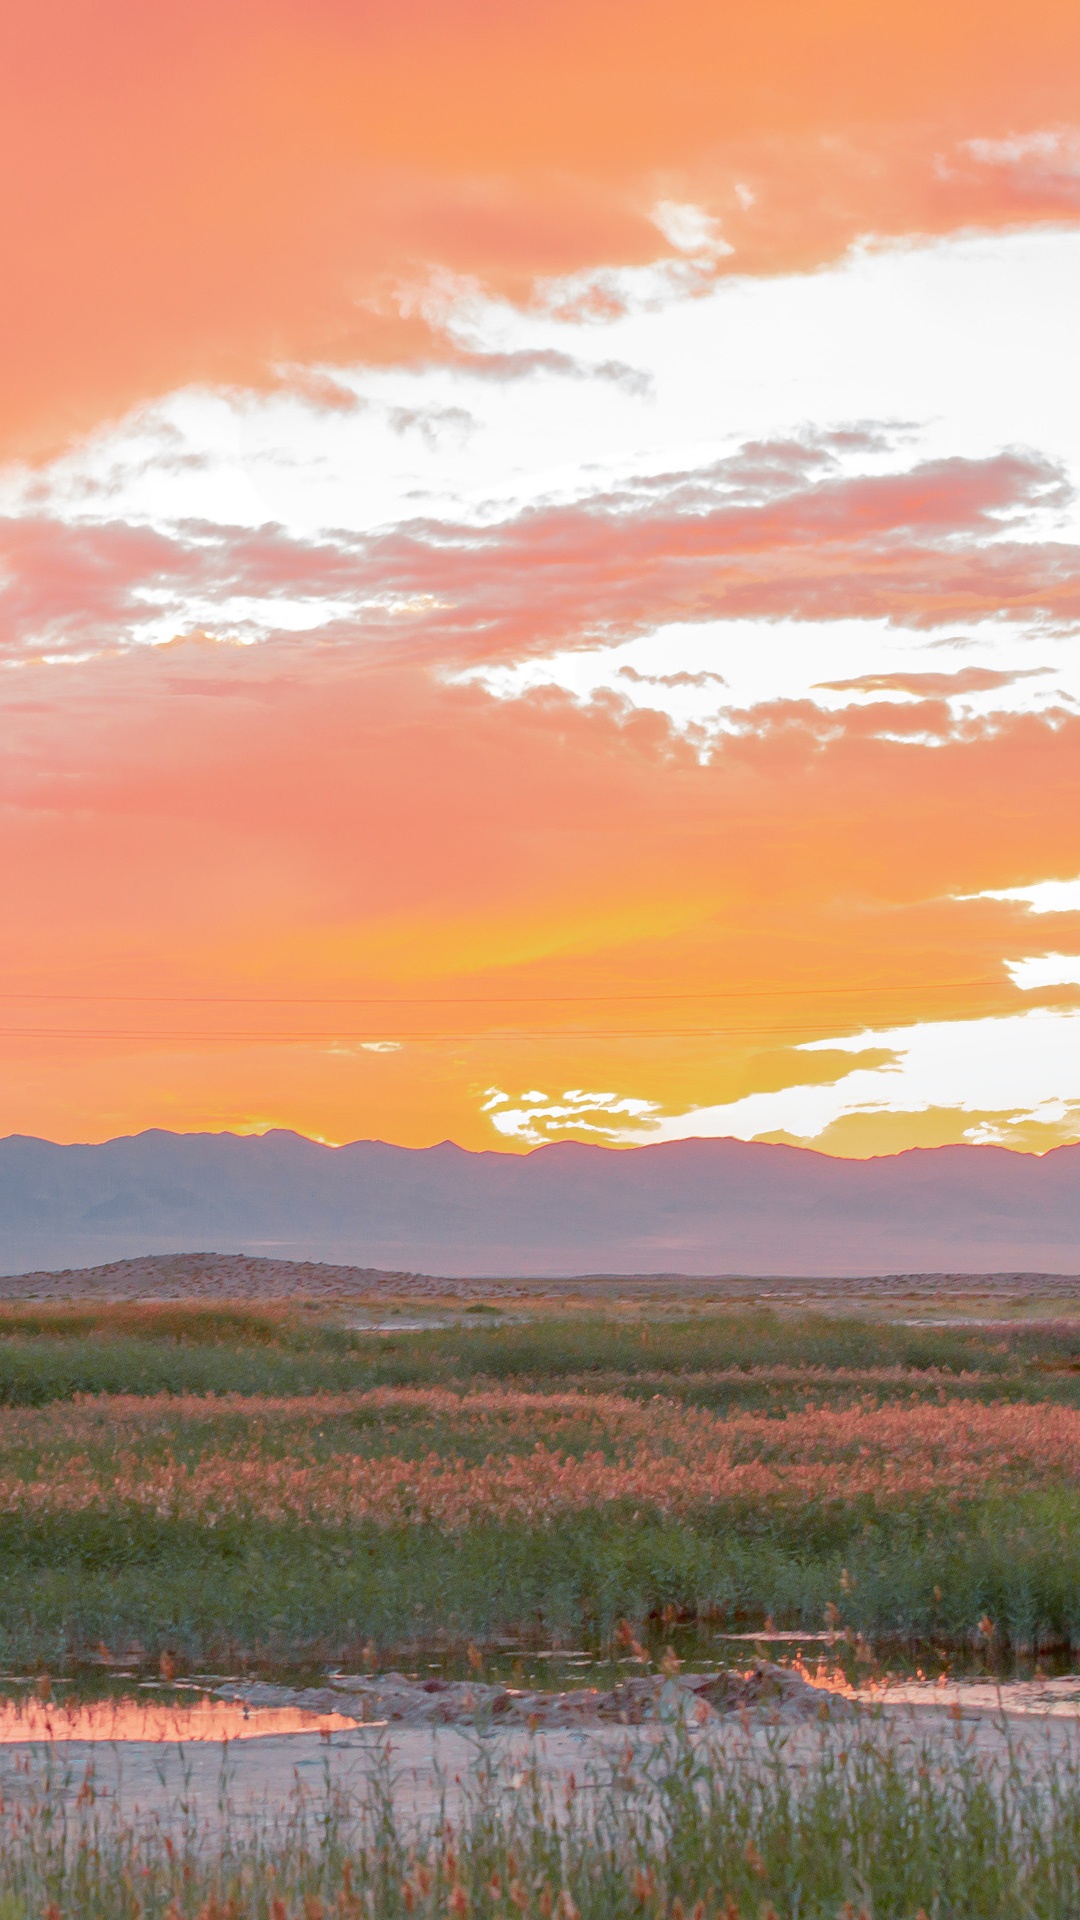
[7,1496,1080,1670]
[0,1302,1078,1663]
[0,1301,1079,1408]
[5,1731,1080,1918]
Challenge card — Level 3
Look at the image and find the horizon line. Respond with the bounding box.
[1,1126,1074,1163]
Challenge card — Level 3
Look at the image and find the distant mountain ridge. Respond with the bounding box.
[1,1128,1079,1278]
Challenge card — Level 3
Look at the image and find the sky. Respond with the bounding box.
[4,0,1080,1154]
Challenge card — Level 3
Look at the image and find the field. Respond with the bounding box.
[2,1290,1080,1916]
[2,1298,1080,1665]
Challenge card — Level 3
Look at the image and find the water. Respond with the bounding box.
[0,1681,356,1744]
[3,1623,1078,1741]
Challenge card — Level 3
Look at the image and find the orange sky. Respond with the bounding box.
[5,625,1080,1151]
[3,0,1080,1152]
[4,0,1080,454]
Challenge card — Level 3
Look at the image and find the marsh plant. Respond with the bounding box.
[1,1727,1080,1918]
[1,1307,1080,1661]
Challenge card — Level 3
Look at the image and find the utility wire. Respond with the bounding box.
[0,1020,1030,1045]
[0,977,1000,1007]
[0,976,1034,1044]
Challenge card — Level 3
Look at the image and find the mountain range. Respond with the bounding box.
[1,1128,1078,1278]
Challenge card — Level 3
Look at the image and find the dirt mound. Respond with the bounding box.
[0,1252,463,1302]
[218,1661,857,1729]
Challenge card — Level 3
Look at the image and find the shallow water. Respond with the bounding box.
[853,1673,1080,1716]
[3,1622,1079,1744]
[0,1684,358,1744]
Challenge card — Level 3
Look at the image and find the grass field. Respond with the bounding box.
[5,1727,1080,1919]
[5,1299,1080,1406]
[3,1301,1080,1665]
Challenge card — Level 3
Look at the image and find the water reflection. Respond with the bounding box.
[0,1691,357,1744]
[856,1674,1080,1716]
[3,1621,1080,1743]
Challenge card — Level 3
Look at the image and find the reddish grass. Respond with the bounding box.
[0,1387,1075,1528]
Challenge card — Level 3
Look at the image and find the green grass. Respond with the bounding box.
[0,1303,1079,1407]
[1,1494,1079,1668]
[5,1729,1080,1917]
[0,1304,1076,1662]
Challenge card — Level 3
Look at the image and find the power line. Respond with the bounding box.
[0,1019,1026,1045]
[0,977,1000,1008]
[0,975,1034,1046]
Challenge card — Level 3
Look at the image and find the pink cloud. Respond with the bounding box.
[0,439,1071,672]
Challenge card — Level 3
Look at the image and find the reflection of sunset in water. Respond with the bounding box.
[0,1695,359,1744]
[790,1655,1080,1719]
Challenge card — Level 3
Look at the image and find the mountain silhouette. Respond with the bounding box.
[1,1129,1079,1277]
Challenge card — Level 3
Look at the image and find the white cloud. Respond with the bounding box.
[486,1086,660,1145]
[13,225,1080,554]
[652,201,734,258]
[634,1008,1080,1149]
[965,128,1080,172]
[977,878,1080,914]
[461,613,1077,739]
[1005,954,1080,989]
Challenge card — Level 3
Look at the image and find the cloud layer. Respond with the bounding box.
[5,0,1080,452]
[1,437,1074,668]
[5,8,1080,1155]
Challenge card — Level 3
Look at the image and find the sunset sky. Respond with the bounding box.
[5,0,1080,1154]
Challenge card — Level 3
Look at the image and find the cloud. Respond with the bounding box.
[815,668,1051,697]
[651,201,734,258]
[954,130,1080,211]
[484,1086,661,1144]
[442,349,652,396]
[5,1,1080,453]
[0,438,1071,670]
[1005,954,1080,989]
[975,877,1080,914]
[643,1008,1080,1156]
[618,667,728,689]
